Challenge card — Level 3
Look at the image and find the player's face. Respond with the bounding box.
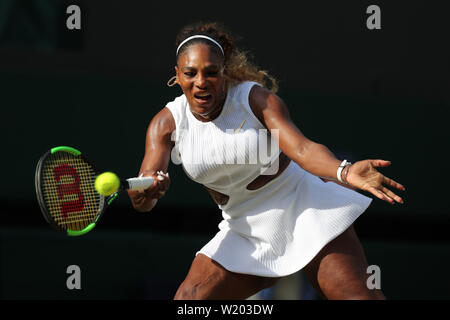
[176,43,226,121]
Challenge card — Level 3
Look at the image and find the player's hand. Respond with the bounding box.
[140,171,170,200]
[346,159,405,205]
[128,171,170,212]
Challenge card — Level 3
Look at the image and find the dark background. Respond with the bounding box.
[1,0,449,299]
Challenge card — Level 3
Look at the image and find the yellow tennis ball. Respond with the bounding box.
[95,172,120,196]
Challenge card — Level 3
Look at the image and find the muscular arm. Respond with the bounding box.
[248,85,405,203]
[249,85,343,182]
[128,107,175,212]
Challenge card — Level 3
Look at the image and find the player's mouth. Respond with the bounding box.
[194,92,213,105]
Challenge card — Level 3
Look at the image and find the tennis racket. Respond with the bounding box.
[35,146,154,236]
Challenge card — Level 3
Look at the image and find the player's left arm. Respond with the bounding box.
[248,85,405,204]
[248,85,346,184]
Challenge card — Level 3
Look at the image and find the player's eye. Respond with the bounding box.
[184,72,195,77]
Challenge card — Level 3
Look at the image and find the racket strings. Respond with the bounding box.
[41,152,101,231]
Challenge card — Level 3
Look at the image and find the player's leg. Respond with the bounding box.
[174,254,280,300]
[302,224,385,300]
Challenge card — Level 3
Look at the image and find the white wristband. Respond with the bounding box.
[337,160,351,183]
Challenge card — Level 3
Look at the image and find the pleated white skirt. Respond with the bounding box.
[197,161,372,277]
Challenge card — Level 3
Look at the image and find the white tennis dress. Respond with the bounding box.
[166,81,372,277]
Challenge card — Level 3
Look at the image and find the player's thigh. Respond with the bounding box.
[303,224,385,300]
[174,253,279,300]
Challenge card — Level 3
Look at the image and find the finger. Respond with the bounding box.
[381,186,403,204]
[155,176,169,192]
[371,188,396,205]
[367,188,389,202]
[383,176,406,191]
[380,192,395,205]
[152,180,169,196]
[162,179,170,191]
[157,172,170,187]
[162,172,170,179]
[142,188,158,198]
[371,159,391,167]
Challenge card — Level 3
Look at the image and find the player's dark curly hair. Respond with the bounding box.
[175,21,278,93]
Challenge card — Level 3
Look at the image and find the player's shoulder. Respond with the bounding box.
[229,81,278,109]
[149,103,177,137]
[165,93,188,113]
[245,82,290,129]
[228,81,263,101]
[248,82,278,104]
[164,93,188,125]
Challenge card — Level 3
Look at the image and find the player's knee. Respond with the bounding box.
[321,280,385,300]
[356,289,386,300]
[341,290,386,300]
[174,282,199,300]
[174,277,216,300]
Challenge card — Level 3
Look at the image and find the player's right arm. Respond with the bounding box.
[128,107,175,212]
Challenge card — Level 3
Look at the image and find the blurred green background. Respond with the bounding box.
[1,0,449,299]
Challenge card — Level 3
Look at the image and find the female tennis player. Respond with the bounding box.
[127,22,405,300]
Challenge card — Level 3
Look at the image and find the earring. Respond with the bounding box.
[167,76,178,87]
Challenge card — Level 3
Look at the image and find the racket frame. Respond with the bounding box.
[35,146,109,236]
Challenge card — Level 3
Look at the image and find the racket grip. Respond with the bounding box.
[126,177,154,191]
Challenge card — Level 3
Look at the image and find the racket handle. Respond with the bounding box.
[126,177,155,191]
